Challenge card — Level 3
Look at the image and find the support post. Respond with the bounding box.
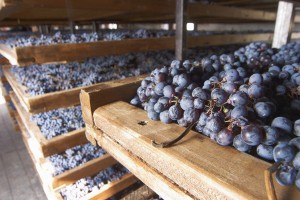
[69,21,75,34]
[175,0,187,61]
[92,21,99,32]
[272,1,295,48]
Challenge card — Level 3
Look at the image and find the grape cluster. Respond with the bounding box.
[131,41,300,190]
[31,106,84,139]
[0,29,174,48]
[59,164,129,200]
[48,143,106,176]
[11,50,174,96]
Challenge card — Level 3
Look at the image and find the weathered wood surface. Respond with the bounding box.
[0,33,275,66]
[10,91,88,157]
[87,127,191,200]
[0,0,277,23]
[80,75,145,127]
[92,101,300,200]
[272,1,295,48]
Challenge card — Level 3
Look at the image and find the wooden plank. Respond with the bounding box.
[13,37,174,66]
[93,101,300,200]
[85,173,137,200]
[80,75,145,127]
[175,0,187,60]
[50,154,118,189]
[88,128,191,200]
[10,91,88,157]
[272,1,295,48]
[188,33,273,48]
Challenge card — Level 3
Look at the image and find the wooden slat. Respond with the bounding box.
[50,154,118,189]
[14,37,174,66]
[80,75,145,127]
[85,173,138,200]
[88,127,191,200]
[187,33,273,48]
[10,91,88,157]
[92,101,300,200]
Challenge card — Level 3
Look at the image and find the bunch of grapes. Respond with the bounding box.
[48,143,106,176]
[31,106,84,139]
[0,29,176,48]
[11,50,174,96]
[131,41,300,190]
[59,164,129,200]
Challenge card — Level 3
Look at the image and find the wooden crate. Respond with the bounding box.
[10,91,88,157]
[80,81,300,200]
[15,110,138,199]
[3,65,146,113]
[0,33,275,66]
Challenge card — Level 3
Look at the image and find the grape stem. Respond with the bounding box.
[152,120,198,148]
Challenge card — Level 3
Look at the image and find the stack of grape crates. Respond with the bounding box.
[0,31,158,199]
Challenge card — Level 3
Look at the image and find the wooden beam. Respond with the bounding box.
[175,0,187,60]
[93,101,300,200]
[272,1,295,48]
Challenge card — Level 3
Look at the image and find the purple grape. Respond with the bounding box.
[257,144,274,161]
[168,105,183,120]
[241,124,264,146]
[273,144,296,162]
[216,128,234,146]
[159,110,172,124]
[271,117,293,134]
[233,134,251,152]
[276,164,297,186]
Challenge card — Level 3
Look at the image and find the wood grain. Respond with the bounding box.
[80,75,145,126]
[93,101,300,200]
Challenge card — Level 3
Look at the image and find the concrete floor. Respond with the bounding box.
[0,102,46,200]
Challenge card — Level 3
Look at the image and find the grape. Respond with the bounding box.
[257,144,274,160]
[180,97,194,111]
[148,111,159,121]
[163,85,175,98]
[233,134,251,152]
[230,105,248,120]
[273,144,296,162]
[293,152,300,170]
[294,120,300,136]
[168,105,183,120]
[289,137,300,150]
[276,164,297,186]
[241,125,264,146]
[254,102,274,119]
[183,108,200,124]
[271,117,293,134]
[225,69,239,82]
[194,98,205,110]
[160,110,172,124]
[228,91,249,106]
[249,73,263,85]
[216,128,234,146]
[247,84,264,99]
[155,82,166,96]
[211,88,229,106]
[177,118,188,127]
[262,126,280,145]
[205,116,224,133]
[192,87,210,100]
[177,73,190,88]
